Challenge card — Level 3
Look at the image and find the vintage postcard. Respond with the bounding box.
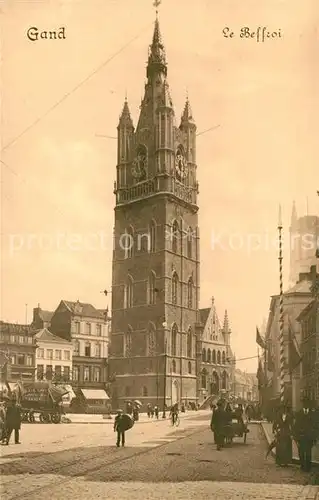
[1,0,318,498]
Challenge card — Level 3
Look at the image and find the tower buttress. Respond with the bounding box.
[117,98,134,189]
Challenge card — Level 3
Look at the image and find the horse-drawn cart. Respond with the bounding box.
[14,382,68,424]
[224,415,249,444]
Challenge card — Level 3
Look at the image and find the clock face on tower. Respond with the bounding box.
[131,152,147,181]
[175,152,187,181]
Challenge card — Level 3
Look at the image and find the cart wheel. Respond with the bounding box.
[28,412,35,423]
[51,413,61,424]
[244,432,247,443]
[39,413,45,423]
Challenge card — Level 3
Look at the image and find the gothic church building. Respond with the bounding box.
[109,16,233,408]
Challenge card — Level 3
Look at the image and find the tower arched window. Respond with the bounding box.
[187,277,193,309]
[172,272,179,305]
[172,359,176,373]
[188,361,192,374]
[142,386,148,397]
[222,371,227,390]
[172,220,179,254]
[212,349,216,364]
[222,352,226,364]
[171,324,178,357]
[202,348,206,362]
[149,220,156,253]
[187,327,192,358]
[147,322,156,356]
[124,226,134,259]
[207,348,211,363]
[124,275,133,309]
[217,351,221,364]
[125,326,133,357]
[148,271,156,305]
[187,227,193,259]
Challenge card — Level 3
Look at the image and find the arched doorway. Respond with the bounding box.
[172,379,179,405]
[210,372,219,395]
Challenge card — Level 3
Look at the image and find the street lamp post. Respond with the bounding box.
[162,338,167,418]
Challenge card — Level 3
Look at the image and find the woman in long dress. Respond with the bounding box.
[272,405,293,466]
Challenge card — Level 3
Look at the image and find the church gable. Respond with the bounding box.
[201,303,224,343]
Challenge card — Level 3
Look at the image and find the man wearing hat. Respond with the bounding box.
[114,409,126,447]
[293,399,317,471]
[210,400,227,450]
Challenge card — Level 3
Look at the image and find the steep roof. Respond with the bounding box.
[38,310,54,322]
[199,308,210,326]
[34,328,71,344]
[296,300,317,321]
[0,322,33,334]
[61,300,104,319]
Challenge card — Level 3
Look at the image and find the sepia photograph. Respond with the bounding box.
[0,0,318,498]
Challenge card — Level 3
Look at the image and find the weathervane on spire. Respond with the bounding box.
[153,0,161,15]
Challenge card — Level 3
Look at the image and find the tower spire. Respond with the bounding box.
[118,97,133,128]
[147,4,167,80]
[290,200,297,228]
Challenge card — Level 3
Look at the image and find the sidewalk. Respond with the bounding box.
[65,410,207,424]
[261,421,319,465]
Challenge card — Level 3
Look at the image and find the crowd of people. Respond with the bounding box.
[0,397,22,445]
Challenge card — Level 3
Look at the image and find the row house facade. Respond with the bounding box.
[296,264,319,406]
[34,328,73,382]
[50,300,110,391]
[0,322,37,383]
[233,369,258,402]
[197,298,235,403]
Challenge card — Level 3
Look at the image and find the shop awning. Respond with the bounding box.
[81,389,109,400]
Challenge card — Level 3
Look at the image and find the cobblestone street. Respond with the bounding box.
[0,413,318,499]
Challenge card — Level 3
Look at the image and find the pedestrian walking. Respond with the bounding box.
[210,400,227,450]
[0,401,7,443]
[154,405,159,419]
[147,403,151,418]
[272,404,293,466]
[132,405,139,421]
[114,410,126,447]
[4,398,21,445]
[293,399,317,472]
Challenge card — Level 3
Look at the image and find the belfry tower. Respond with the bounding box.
[109,13,200,409]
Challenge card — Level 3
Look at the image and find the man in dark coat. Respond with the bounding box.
[210,400,227,450]
[114,409,126,447]
[5,399,21,445]
[293,399,317,471]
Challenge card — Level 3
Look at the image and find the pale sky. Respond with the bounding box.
[1,0,318,372]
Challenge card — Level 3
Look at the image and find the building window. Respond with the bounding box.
[201,369,207,389]
[46,365,53,380]
[124,226,134,259]
[84,366,90,381]
[64,366,70,381]
[188,361,192,374]
[187,277,193,309]
[125,327,133,357]
[55,350,62,360]
[222,352,226,364]
[202,348,206,362]
[63,350,70,361]
[74,321,80,334]
[47,349,53,360]
[142,386,148,397]
[73,366,79,381]
[55,366,62,378]
[187,327,192,358]
[171,324,178,356]
[149,220,156,253]
[172,220,179,253]
[148,271,156,305]
[37,348,44,359]
[124,275,134,308]
[11,355,16,365]
[207,349,211,363]
[37,365,44,380]
[10,335,16,343]
[26,355,33,366]
[222,371,227,390]
[85,323,91,335]
[212,350,216,364]
[95,343,101,357]
[73,340,80,355]
[187,227,193,258]
[125,386,130,397]
[172,359,176,373]
[147,323,156,356]
[96,324,102,336]
[16,354,24,365]
[217,351,221,364]
[85,343,91,357]
[19,336,24,344]
[93,367,101,382]
[172,272,178,305]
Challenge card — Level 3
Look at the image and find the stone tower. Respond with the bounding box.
[109,15,200,409]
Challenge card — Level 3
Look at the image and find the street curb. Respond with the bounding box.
[260,422,319,466]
